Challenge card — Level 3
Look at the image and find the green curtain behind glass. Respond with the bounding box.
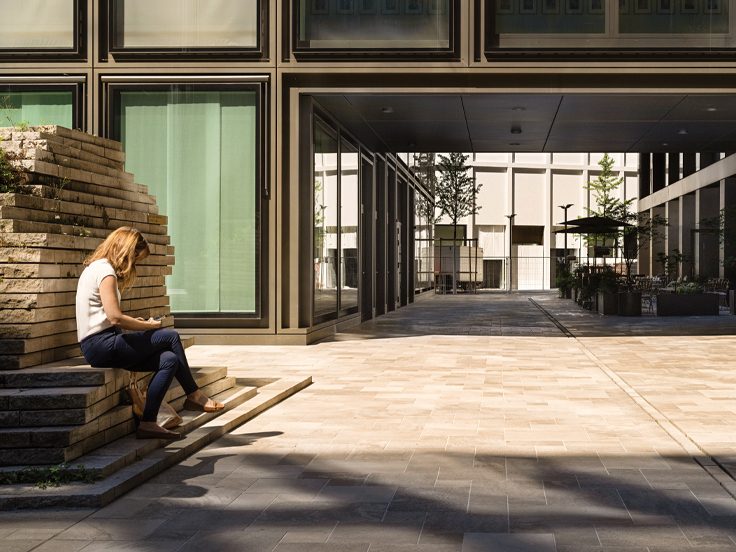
[120,89,257,314]
[0,92,73,128]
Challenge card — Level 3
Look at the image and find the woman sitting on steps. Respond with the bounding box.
[75,227,223,440]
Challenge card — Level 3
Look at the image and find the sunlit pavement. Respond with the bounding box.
[3,291,736,552]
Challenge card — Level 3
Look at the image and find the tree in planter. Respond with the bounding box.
[435,153,482,294]
[702,205,736,286]
[586,153,665,282]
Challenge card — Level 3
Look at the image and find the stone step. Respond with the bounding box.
[0,232,173,255]
[0,376,238,466]
[3,133,126,171]
[0,204,167,237]
[0,364,223,422]
[0,126,123,153]
[22,179,159,215]
[0,219,169,245]
[0,375,312,509]
[25,147,134,183]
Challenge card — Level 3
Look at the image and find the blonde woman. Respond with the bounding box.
[75,227,223,440]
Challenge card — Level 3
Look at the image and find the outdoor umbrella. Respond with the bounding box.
[556,215,632,232]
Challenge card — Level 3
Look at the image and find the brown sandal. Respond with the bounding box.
[183,398,225,413]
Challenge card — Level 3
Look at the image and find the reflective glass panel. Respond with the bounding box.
[494,0,605,33]
[0,91,73,127]
[340,139,359,312]
[118,88,259,314]
[314,123,339,320]
[619,0,729,34]
[298,0,451,49]
[0,0,75,49]
[112,0,259,49]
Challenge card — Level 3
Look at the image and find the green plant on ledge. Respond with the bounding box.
[673,281,704,294]
[0,463,98,489]
[0,147,29,194]
[555,264,575,297]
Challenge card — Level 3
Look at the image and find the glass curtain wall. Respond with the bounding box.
[313,120,361,323]
[297,0,451,49]
[115,87,259,315]
[313,122,339,320]
[111,0,259,49]
[0,91,73,127]
[489,0,733,49]
[0,0,75,49]
[340,139,359,313]
[414,191,434,292]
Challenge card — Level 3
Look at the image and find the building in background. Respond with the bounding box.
[2,1,736,342]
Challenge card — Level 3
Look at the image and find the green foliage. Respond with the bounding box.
[411,153,437,222]
[0,463,98,489]
[0,148,28,194]
[435,152,482,238]
[586,153,629,220]
[656,248,689,281]
[586,153,666,276]
[673,281,704,294]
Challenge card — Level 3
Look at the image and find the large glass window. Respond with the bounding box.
[296,0,453,53]
[313,123,339,320]
[340,139,359,314]
[112,86,260,316]
[414,192,434,292]
[109,0,261,54]
[0,90,74,128]
[493,0,605,34]
[0,0,76,50]
[487,0,735,53]
[619,0,729,34]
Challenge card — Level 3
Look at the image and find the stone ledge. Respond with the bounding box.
[0,376,312,509]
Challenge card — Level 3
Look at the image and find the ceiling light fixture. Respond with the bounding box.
[509,142,521,146]
[662,142,669,147]
[512,106,526,111]
[706,107,718,112]
[510,126,522,134]
[677,129,688,135]
[381,107,394,114]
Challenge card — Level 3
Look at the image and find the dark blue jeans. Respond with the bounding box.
[80,327,199,422]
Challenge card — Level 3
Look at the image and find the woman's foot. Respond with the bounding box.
[184,390,224,413]
[136,421,183,440]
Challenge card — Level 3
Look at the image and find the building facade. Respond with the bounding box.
[2,1,735,342]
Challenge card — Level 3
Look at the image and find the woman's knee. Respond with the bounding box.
[159,350,179,371]
[154,328,181,346]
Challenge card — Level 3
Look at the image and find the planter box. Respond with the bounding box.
[656,292,719,316]
[597,291,618,315]
[618,291,642,316]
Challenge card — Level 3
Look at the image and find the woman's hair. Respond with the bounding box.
[84,227,150,291]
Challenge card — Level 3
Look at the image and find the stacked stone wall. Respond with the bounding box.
[0,125,174,370]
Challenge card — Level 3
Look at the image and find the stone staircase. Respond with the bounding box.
[0,351,311,509]
[0,126,313,508]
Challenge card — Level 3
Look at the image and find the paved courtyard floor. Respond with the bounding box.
[3,292,736,552]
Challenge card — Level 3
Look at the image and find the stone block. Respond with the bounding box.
[0,447,66,465]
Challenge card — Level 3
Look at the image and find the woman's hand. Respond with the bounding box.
[100,276,164,331]
[147,317,162,329]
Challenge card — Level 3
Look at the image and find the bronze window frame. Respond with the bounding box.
[102,77,270,328]
[99,0,268,61]
[0,0,85,61]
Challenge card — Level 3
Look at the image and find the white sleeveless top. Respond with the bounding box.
[75,259,120,341]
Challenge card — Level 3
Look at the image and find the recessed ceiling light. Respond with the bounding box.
[706,107,718,112]
[510,126,522,134]
[509,142,521,146]
[512,106,526,111]
[662,142,669,147]
[677,129,688,135]
[381,107,394,114]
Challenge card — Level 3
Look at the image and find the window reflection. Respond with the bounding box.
[313,123,339,320]
[340,140,359,313]
[297,0,451,49]
[414,193,434,292]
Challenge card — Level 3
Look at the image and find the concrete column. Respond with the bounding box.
[638,209,652,276]
[652,205,667,276]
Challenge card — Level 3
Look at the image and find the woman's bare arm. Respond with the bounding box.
[99,275,161,331]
